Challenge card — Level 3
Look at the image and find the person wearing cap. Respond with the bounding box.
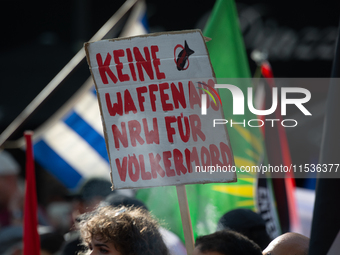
[193,229,263,255]
[217,209,272,250]
[0,150,21,228]
[69,177,114,219]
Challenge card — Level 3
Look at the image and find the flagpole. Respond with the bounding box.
[0,0,139,148]
[3,76,94,149]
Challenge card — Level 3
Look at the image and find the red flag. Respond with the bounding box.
[23,131,41,255]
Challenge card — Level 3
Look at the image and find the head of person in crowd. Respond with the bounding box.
[0,225,64,255]
[262,232,309,255]
[69,177,114,217]
[78,205,169,255]
[0,150,21,228]
[60,178,114,255]
[217,209,272,250]
[100,193,148,210]
[100,193,187,255]
[193,229,262,255]
[39,230,65,255]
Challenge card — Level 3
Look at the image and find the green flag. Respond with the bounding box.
[137,0,279,242]
[204,0,250,78]
[203,0,263,210]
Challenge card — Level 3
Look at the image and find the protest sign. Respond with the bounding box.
[85,29,236,190]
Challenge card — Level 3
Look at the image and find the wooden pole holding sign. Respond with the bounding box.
[176,185,195,255]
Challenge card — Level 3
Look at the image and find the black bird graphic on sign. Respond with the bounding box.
[175,40,195,71]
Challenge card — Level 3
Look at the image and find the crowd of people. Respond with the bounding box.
[0,150,310,255]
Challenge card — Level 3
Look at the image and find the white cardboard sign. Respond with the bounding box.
[85,29,236,189]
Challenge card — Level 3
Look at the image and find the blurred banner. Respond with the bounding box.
[309,18,340,255]
[259,62,300,233]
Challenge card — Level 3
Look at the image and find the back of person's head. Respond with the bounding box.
[101,193,148,211]
[262,232,309,255]
[217,209,271,250]
[70,177,113,203]
[194,230,262,255]
[68,177,114,215]
[40,231,65,255]
[78,205,169,255]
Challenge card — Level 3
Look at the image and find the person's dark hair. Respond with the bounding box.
[40,231,65,254]
[195,230,262,255]
[101,193,148,211]
[78,205,169,255]
[68,177,114,202]
[217,209,271,250]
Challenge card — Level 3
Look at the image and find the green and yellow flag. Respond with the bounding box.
[137,0,279,242]
[203,0,262,211]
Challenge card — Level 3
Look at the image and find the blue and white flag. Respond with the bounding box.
[33,1,148,190]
